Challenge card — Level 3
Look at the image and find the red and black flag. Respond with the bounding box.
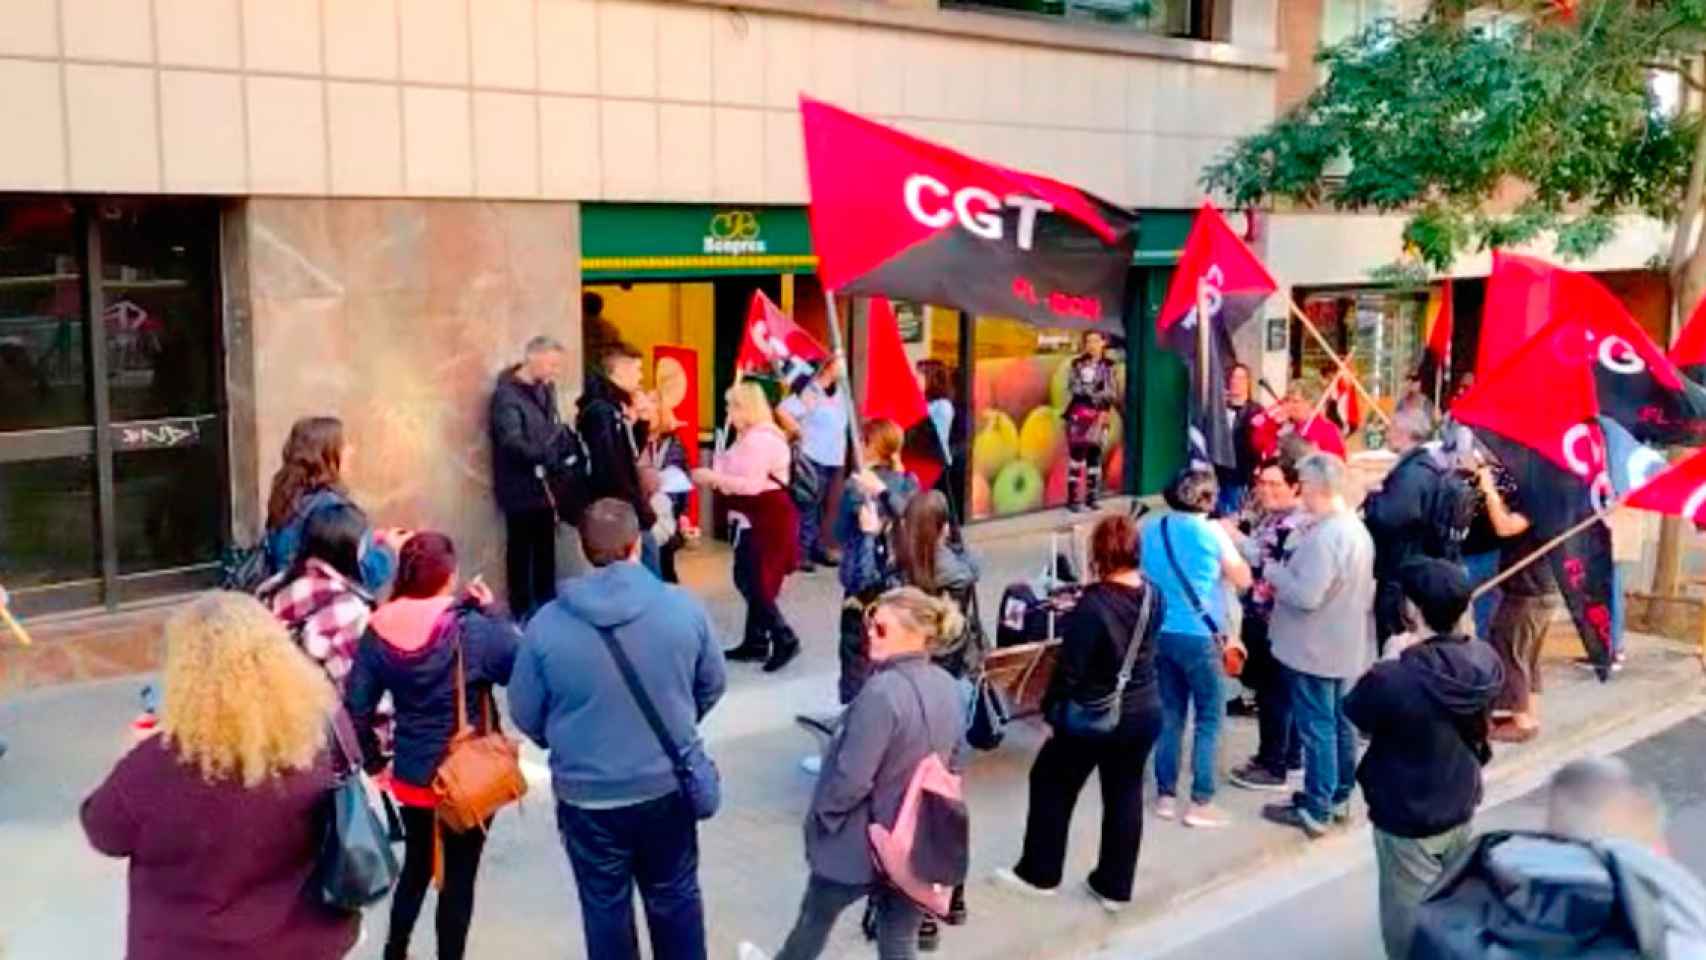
[1478,251,1557,378]
[1626,445,1706,523]
[1156,202,1277,469]
[734,290,829,382]
[1416,279,1454,402]
[863,297,945,492]
[1454,316,1615,672]
[799,97,1138,332]
[1669,293,1706,386]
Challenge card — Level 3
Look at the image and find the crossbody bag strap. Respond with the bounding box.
[1112,585,1155,693]
[593,625,687,769]
[1160,517,1222,637]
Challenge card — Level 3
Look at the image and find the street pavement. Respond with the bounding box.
[2,511,1703,960]
[1142,709,1706,960]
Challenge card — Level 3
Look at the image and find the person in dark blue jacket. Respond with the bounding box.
[263,415,399,593]
[834,419,920,706]
[345,532,520,960]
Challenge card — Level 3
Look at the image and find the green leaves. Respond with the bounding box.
[1202,0,1706,271]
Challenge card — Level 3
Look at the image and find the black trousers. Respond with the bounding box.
[1013,703,1163,902]
[386,806,489,960]
[1242,618,1301,775]
[505,508,557,620]
[733,526,795,647]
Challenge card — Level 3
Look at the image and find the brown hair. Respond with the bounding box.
[393,533,457,599]
[920,361,954,403]
[580,498,641,567]
[600,341,643,373]
[1089,514,1140,579]
[896,490,951,594]
[266,416,346,530]
[864,418,904,465]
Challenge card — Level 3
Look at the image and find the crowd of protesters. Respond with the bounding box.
[66,321,1706,960]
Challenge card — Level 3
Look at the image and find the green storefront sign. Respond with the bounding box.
[581,204,818,280]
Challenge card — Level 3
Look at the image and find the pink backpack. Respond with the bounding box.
[868,675,969,918]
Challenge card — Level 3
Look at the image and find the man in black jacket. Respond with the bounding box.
[1345,558,1503,960]
[577,342,659,574]
[490,336,573,620]
[1362,409,1473,648]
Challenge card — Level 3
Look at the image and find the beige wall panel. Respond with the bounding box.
[160,69,246,191]
[474,91,540,197]
[65,63,160,190]
[155,0,241,69]
[658,103,714,200]
[805,22,859,107]
[656,5,713,102]
[400,0,469,84]
[325,0,400,80]
[247,75,327,193]
[711,105,763,201]
[242,0,322,74]
[472,0,537,90]
[1,0,58,57]
[763,108,805,203]
[403,85,473,195]
[597,0,657,99]
[0,59,66,189]
[762,15,810,110]
[537,0,598,94]
[599,99,658,199]
[62,0,153,63]
[327,81,404,196]
[539,94,600,197]
[857,27,905,116]
[709,9,764,106]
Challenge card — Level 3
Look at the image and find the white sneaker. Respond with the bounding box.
[738,942,771,960]
[1155,796,1179,821]
[799,754,823,775]
[993,867,1057,898]
[1083,879,1126,915]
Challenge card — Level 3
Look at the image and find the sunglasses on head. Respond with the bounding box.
[863,605,891,640]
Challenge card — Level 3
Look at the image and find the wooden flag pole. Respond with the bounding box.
[1287,298,1394,428]
[1470,500,1620,602]
[824,293,868,475]
[1195,286,1213,418]
[1,604,31,646]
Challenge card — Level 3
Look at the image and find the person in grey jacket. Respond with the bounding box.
[508,498,727,960]
[1259,453,1377,839]
[740,587,969,960]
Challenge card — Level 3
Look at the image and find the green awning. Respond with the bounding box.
[581,204,816,280]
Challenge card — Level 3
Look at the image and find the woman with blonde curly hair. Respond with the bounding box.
[82,591,358,960]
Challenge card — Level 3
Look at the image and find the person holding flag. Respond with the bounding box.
[779,358,850,572]
[1063,331,1119,512]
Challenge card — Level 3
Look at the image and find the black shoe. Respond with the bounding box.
[796,560,817,574]
[1227,697,1258,718]
[861,899,878,942]
[1229,762,1289,793]
[917,918,940,953]
[946,885,967,926]
[764,638,801,673]
[724,640,769,663]
[1261,802,1331,838]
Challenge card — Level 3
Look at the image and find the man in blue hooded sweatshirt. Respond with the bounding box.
[509,497,727,960]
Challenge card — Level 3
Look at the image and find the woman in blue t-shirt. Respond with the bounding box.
[1139,466,1252,829]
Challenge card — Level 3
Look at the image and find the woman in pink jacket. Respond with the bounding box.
[695,381,802,672]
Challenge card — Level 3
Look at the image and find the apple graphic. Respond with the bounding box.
[994,355,1050,422]
[972,410,1019,481]
[973,357,1009,416]
[1045,457,1068,504]
[1018,406,1063,469]
[991,460,1045,516]
[1104,443,1125,491]
[971,473,992,519]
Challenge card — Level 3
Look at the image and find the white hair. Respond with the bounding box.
[1297,452,1347,496]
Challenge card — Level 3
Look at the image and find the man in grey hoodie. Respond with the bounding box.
[1260,453,1377,839]
[509,498,727,960]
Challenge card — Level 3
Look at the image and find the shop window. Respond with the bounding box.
[1293,289,1426,449]
[944,0,1218,40]
[969,316,1128,519]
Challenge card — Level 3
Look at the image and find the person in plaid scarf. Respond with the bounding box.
[262,502,378,684]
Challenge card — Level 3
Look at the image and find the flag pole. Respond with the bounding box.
[823,292,868,475]
[1288,298,1394,428]
[1470,500,1619,601]
[1,604,31,646]
[1195,286,1213,419]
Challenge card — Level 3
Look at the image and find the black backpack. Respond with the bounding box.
[786,441,823,507]
[1421,462,1479,563]
[546,424,594,525]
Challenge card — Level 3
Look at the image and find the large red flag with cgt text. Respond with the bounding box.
[862,298,944,493]
[799,97,1138,332]
[1155,202,1276,469]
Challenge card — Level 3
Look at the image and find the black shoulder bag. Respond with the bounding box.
[593,625,722,820]
[1050,585,1155,739]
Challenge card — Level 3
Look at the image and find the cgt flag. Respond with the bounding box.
[800,97,1138,332]
[1455,317,1615,671]
[1156,202,1277,469]
[862,298,944,492]
[1417,280,1455,402]
[735,290,829,381]
[1670,293,1706,386]
[1626,446,1706,522]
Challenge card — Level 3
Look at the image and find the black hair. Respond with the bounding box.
[582,290,604,318]
[1255,456,1299,487]
[294,502,367,585]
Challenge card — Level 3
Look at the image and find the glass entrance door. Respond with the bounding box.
[0,198,227,617]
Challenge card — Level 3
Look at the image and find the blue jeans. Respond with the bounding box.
[557,793,707,960]
[640,530,661,578]
[1466,551,1500,640]
[1288,667,1358,822]
[1154,631,1224,805]
[797,459,836,559]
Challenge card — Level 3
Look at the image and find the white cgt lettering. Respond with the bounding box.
[1562,423,1603,479]
[903,173,1055,251]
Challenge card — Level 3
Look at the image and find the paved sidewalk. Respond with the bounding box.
[4,607,1699,960]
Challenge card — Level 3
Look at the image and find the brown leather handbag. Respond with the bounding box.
[433,634,527,834]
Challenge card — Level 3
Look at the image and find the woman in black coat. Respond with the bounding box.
[997,513,1166,912]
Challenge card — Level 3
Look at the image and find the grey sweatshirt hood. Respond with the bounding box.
[555,561,659,629]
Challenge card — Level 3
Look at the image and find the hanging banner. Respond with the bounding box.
[799,97,1138,332]
[653,345,700,527]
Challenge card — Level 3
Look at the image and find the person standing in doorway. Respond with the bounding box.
[490,335,572,620]
[778,359,850,573]
[1063,331,1119,513]
[1217,363,1259,516]
[579,342,660,576]
[509,499,727,960]
[1260,453,1377,839]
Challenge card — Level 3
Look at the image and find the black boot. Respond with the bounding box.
[946,884,967,926]
[764,630,801,673]
[724,620,769,663]
[1066,466,1083,513]
[1085,465,1102,511]
[917,917,941,953]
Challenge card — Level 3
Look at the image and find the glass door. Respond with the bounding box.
[0,197,227,617]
